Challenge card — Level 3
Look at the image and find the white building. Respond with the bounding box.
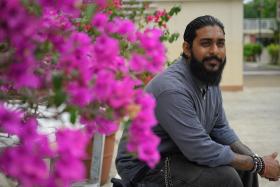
[124,0,244,90]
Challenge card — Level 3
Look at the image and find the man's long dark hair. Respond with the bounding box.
[184,15,225,46]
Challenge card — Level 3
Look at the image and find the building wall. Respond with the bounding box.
[152,0,244,90]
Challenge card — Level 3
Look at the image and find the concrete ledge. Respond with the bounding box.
[244,71,280,75]
[220,85,243,92]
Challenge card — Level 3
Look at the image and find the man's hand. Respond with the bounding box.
[261,152,280,181]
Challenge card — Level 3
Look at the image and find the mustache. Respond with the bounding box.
[202,56,223,63]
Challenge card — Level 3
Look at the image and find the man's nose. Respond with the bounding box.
[209,44,219,55]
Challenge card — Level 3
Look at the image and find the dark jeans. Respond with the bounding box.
[138,154,259,187]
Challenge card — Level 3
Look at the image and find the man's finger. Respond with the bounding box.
[268,178,279,181]
[271,152,278,159]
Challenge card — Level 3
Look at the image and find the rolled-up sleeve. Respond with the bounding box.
[155,90,235,167]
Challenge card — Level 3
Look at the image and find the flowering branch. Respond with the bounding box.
[0,0,180,186]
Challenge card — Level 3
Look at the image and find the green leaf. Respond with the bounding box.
[69,107,78,124]
[105,108,115,120]
[21,0,29,5]
[51,53,59,65]
[160,35,168,42]
[168,35,175,43]
[0,42,8,52]
[166,60,176,66]
[170,33,180,43]
[122,119,132,129]
[53,90,67,107]
[52,74,63,91]
[162,15,168,22]
[84,4,96,22]
[169,6,181,16]
[21,0,42,16]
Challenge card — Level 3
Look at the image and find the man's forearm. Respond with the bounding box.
[230,153,254,171]
[230,140,254,156]
[229,140,255,171]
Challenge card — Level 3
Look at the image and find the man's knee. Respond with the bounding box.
[218,167,243,187]
[193,166,243,187]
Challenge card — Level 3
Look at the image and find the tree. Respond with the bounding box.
[244,0,277,18]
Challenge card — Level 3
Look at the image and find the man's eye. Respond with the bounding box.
[201,42,211,47]
[217,42,225,47]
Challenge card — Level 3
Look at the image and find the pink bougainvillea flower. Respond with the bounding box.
[129,54,149,73]
[94,34,120,63]
[50,157,86,186]
[91,12,108,31]
[146,15,154,23]
[113,0,122,8]
[56,129,89,159]
[108,78,135,109]
[138,134,161,168]
[0,104,23,135]
[94,117,118,135]
[93,70,115,102]
[8,61,40,89]
[67,82,94,107]
[0,146,50,187]
[96,0,107,6]
[0,0,169,185]
[126,91,160,168]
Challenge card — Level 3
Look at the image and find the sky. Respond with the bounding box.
[243,0,253,3]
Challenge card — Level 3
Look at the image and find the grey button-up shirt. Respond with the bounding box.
[116,57,239,181]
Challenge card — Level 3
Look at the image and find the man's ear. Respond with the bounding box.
[182,41,191,58]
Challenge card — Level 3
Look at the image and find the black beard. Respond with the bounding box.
[189,52,226,86]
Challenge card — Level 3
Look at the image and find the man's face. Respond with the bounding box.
[184,25,226,85]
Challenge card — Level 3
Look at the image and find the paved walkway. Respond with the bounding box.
[223,88,280,187]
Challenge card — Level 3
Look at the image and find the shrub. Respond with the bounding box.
[243,43,262,62]
[252,43,262,57]
[267,44,280,65]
